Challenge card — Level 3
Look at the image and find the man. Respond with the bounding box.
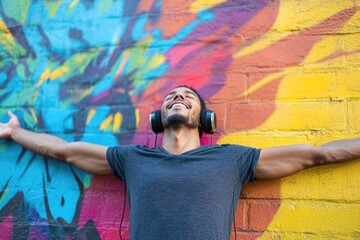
[0,86,359,239]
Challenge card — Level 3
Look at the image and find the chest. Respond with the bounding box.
[125,155,240,195]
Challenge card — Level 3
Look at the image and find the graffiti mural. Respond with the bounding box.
[0,0,359,239]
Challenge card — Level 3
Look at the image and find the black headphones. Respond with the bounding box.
[149,110,217,135]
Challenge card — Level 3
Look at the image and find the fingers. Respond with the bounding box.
[7,111,15,118]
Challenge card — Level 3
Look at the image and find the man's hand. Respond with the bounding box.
[0,111,20,138]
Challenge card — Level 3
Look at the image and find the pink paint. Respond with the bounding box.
[167,43,203,66]
[79,175,130,239]
[0,214,13,239]
[92,90,111,103]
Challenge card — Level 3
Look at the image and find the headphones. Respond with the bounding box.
[149,109,217,135]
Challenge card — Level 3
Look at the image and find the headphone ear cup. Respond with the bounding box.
[200,110,217,134]
[150,110,164,134]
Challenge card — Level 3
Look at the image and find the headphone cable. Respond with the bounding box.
[119,183,127,240]
[232,186,237,240]
[154,134,158,148]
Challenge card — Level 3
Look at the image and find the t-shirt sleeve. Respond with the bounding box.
[231,145,261,183]
[106,146,126,180]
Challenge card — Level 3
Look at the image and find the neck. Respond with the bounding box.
[162,127,201,154]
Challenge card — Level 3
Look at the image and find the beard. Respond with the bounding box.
[163,113,198,129]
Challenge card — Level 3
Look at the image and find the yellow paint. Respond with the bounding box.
[235,17,359,99]
[145,54,165,70]
[99,115,113,131]
[81,88,93,101]
[37,69,51,86]
[348,101,360,133]
[135,108,140,128]
[86,109,96,124]
[189,0,226,12]
[32,90,39,103]
[37,66,69,86]
[0,20,15,47]
[44,1,63,17]
[29,108,38,123]
[222,2,360,238]
[260,199,360,239]
[69,0,80,9]
[134,53,166,83]
[115,50,130,78]
[50,66,69,80]
[113,112,123,132]
[234,0,357,58]
[218,132,310,148]
[236,66,295,99]
[258,158,360,239]
[302,11,360,65]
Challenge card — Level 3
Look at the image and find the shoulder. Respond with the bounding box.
[108,144,150,151]
[217,144,260,151]
[107,144,155,157]
[195,144,259,157]
[217,144,261,159]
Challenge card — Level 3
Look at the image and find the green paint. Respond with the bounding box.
[0,188,9,204]
[23,110,36,129]
[0,144,7,152]
[2,0,30,23]
[99,0,114,15]
[1,85,37,108]
[16,64,26,80]
[83,174,92,188]
[61,51,102,81]
[44,0,63,17]
[26,58,37,74]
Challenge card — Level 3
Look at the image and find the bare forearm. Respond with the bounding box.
[10,127,67,160]
[256,138,360,180]
[10,127,111,175]
[1,112,112,175]
[319,138,360,164]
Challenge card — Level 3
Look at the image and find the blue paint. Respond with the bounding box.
[0,0,224,238]
[132,13,152,41]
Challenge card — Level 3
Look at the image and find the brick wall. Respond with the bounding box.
[0,0,359,239]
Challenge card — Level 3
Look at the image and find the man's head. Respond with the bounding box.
[161,85,207,137]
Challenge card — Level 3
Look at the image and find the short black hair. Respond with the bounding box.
[173,85,206,137]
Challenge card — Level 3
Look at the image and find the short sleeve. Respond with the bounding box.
[106,146,126,180]
[231,145,261,183]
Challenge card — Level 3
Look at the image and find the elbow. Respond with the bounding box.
[38,143,68,161]
[311,146,333,166]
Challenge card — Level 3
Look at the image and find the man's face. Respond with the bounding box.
[161,87,201,130]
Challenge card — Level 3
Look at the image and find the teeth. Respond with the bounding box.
[172,103,187,109]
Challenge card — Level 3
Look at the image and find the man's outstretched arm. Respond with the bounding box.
[0,111,112,175]
[255,138,360,180]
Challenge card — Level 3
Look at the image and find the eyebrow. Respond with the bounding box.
[164,90,198,99]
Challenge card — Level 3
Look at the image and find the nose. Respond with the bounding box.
[173,93,184,100]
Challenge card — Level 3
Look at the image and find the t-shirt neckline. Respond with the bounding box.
[158,144,218,156]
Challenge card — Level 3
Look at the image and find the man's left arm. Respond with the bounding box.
[255,138,360,180]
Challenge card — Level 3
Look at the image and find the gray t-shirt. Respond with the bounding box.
[106,144,260,240]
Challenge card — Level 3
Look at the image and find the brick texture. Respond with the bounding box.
[0,0,359,239]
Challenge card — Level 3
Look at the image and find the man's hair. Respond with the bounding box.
[174,85,207,137]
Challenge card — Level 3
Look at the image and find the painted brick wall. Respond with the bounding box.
[0,0,359,239]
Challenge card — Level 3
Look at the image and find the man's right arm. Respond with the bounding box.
[1,111,113,175]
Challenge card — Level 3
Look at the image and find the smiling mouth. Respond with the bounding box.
[168,102,189,109]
